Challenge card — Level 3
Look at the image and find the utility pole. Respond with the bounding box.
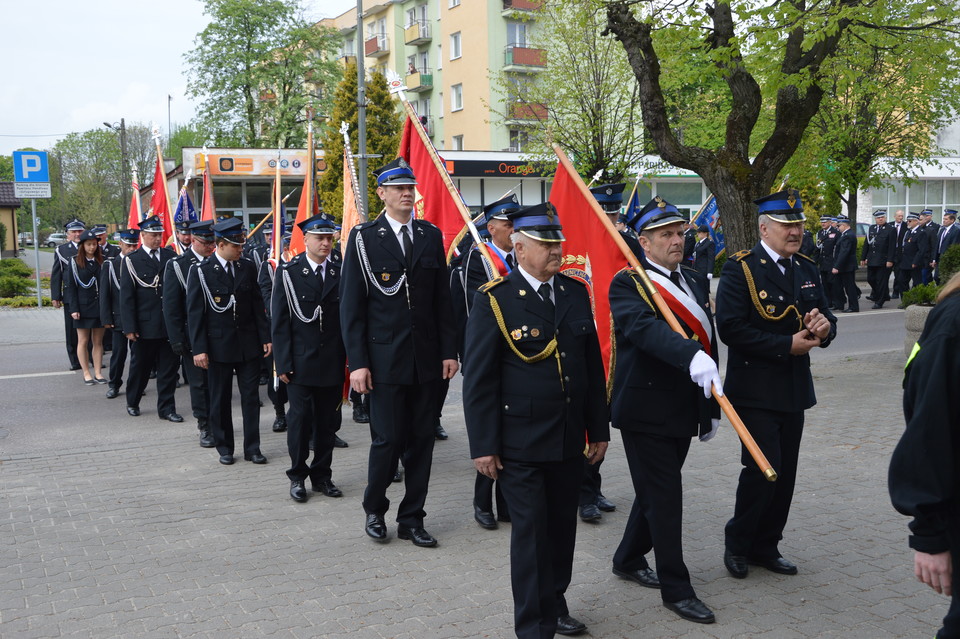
[104,119,129,224]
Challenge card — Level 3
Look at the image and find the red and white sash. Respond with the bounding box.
[646,270,713,357]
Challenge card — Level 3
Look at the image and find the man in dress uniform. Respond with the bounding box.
[459,195,520,529]
[464,202,609,638]
[94,225,120,258]
[592,182,643,262]
[716,189,837,579]
[50,218,86,370]
[682,217,697,265]
[340,158,459,547]
[691,224,716,279]
[891,210,908,298]
[921,210,941,285]
[187,217,271,466]
[608,196,722,624]
[815,216,839,308]
[163,220,216,448]
[933,209,960,284]
[100,228,139,399]
[831,216,859,313]
[174,220,193,254]
[799,227,816,259]
[900,212,926,292]
[120,215,182,421]
[272,213,347,502]
[859,210,896,309]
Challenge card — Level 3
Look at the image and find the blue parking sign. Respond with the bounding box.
[13,151,50,183]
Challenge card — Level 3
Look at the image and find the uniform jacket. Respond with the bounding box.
[63,257,102,320]
[799,230,817,259]
[692,238,715,276]
[682,228,697,263]
[462,269,609,463]
[816,227,839,271]
[924,222,942,262]
[861,223,896,266]
[258,260,277,319]
[120,247,177,339]
[186,256,270,363]
[162,249,205,350]
[270,253,346,387]
[339,215,457,384]
[609,262,719,437]
[935,224,960,261]
[50,242,79,302]
[893,222,909,264]
[99,255,125,329]
[716,244,837,413]
[832,228,858,272]
[902,227,928,269]
[242,243,268,272]
[101,243,121,259]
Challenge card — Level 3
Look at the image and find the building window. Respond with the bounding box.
[509,129,528,152]
[451,84,463,111]
[507,21,529,47]
[453,135,464,150]
[437,44,442,70]
[449,0,460,7]
[438,92,444,118]
[450,32,462,60]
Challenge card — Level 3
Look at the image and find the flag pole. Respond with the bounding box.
[385,70,496,273]
[273,149,282,260]
[585,169,603,189]
[132,165,143,223]
[249,190,298,236]
[152,125,180,254]
[340,121,366,222]
[553,143,777,482]
[625,169,643,212]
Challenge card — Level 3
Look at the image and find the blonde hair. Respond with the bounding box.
[937,272,960,302]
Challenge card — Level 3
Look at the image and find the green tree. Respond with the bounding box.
[0,155,13,181]
[53,130,123,226]
[319,64,402,220]
[184,0,340,148]
[605,0,957,251]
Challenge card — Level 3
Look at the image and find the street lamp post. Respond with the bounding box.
[103,119,129,225]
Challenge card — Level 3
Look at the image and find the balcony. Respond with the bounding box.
[507,101,548,122]
[504,45,546,72]
[502,0,542,16]
[405,68,434,92]
[404,21,431,46]
[364,33,389,57]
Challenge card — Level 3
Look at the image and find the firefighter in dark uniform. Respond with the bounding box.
[901,212,926,291]
[187,217,272,466]
[163,220,217,448]
[91,225,119,354]
[921,210,941,285]
[271,213,347,502]
[691,224,716,279]
[799,227,816,259]
[815,216,839,308]
[609,196,722,624]
[120,215,181,421]
[100,228,139,399]
[340,158,459,547]
[174,220,193,254]
[860,209,896,308]
[716,189,837,579]
[51,218,86,370]
[831,216,859,312]
[463,202,609,638]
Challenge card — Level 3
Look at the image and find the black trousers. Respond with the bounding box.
[474,472,508,517]
[837,271,859,311]
[866,265,891,303]
[613,431,695,603]
[819,271,835,307]
[208,358,261,458]
[285,383,340,483]
[181,352,209,423]
[499,456,581,639]
[362,379,443,528]
[725,406,804,560]
[579,457,604,507]
[125,337,177,416]
[62,307,80,368]
[107,329,128,391]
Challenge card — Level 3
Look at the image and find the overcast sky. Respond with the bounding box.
[0,0,359,156]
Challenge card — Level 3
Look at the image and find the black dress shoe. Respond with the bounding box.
[126,406,140,417]
[290,480,307,502]
[353,405,370,424]
[333,434,348,448]
[105,387,119,399]
[365,514,387,541]
[272,415,287,432]
[397,525,438,547]
[392,468,403,483]
[313,479,343,497]
[160,413,184,423]
[244,452,267,464]
[724,549,748,579]
[555,614,587,636]
[596,494,616,512]
[843,308,859,313]
[474,505,497,530]
[435,424,448,440]
[664,597,715,624]
[579,503,602,522]
[219,454,235,465]
[747,556,798,575]
[872,303,883,309]
[258,374,268,386]
[612,565,660,589]
[866,295,875,301]
[69,364,82,371]
[198,428,215,448]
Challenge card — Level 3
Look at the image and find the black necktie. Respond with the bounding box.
[226,261,235,284]
[150,249,158,263]
[778,257,793,277]
[538,282,553,310]
[506,253,515,270]
[669,271,683,288]
[316,265,324,286]
[400,226,413,270]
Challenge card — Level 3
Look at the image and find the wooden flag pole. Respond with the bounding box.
[273,149,282,259]
[249,190,298,236]
[553,143,777,481]
[625,169,643,213]
[340,121,366,222]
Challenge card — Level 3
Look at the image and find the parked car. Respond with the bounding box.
[45,232,68,248]
[856,222,870,238]
[18,232,33,246]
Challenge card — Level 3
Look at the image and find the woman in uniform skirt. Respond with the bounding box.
[64,229,106,385]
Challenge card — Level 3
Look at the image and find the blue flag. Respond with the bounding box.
[174,188,198,225]
[623,187,642,222]
[691,195,725,258]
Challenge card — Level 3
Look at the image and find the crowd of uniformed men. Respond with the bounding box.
[52,159,917,638]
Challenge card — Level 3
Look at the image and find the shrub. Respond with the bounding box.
[900,282,940,308]
[0,275,31,297]
[0,295,51,308]
[939,243,960,284]
[0,259,33,279]
[713,251,727,278]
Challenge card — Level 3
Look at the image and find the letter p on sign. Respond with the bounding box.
[13,151,50,183]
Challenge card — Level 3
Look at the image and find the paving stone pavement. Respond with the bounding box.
[0,308,949,638]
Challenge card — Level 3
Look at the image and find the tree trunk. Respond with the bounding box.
[846,188,859,220]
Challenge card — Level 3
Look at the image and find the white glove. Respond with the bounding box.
[700,418,720,442]
[688,350,723,399]
[707,273,713,280]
